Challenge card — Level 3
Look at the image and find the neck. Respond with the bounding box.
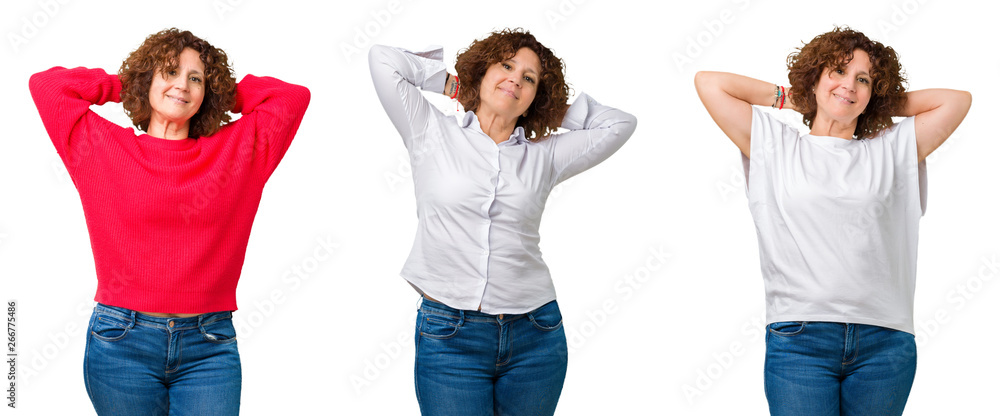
[809,114,857,140]
[475,108,518,145]
[147,118,191,140]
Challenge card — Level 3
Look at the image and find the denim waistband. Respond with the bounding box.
[419,298,555,323]
[94,303,232,330]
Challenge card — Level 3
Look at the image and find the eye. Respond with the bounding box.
[524,75,535,84]
[834,68,845,75]
[502,63,512,70]
[167,70,177,76]
[190,76,202,83]
[858,77,870,84]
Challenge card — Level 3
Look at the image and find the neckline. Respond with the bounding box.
[138,133,198,150]
[461,111,527,145]
[802,133,858,148]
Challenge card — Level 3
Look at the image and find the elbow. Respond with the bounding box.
[367,44,391,71]
[694,71,707,84]
[693,71,705,91]
[294,85,311,112]
[28,73,41,96]
[693,71,714,92]
[28,69,59,102]
[612,111,638,142]
[28,70,51,94]
[960,90,973,111]
[625,112,638,132]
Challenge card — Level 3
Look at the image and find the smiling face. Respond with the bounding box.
[147,47,206,132]
[813,49,873,127]
[477,47,541,121]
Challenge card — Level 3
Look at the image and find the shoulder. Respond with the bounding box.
[750,107,796,133]
[750,106,803,154]
[866,117,915,151]
[873,117,915,139]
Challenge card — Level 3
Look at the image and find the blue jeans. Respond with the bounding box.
[764,321,917,416]
[414,298,568,416]
[84,303,241,416]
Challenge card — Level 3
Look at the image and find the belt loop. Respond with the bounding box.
[197,314,208,335]
[127,310,137,329]
[458,310,466,327]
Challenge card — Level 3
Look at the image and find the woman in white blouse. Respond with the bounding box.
[694,27,971,415]
[369,28,636,415]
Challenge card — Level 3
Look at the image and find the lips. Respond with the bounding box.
[166,94,189,104]
[498,87,518,100]
[832,93,855,104]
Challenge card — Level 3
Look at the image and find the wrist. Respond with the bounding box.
[445,74,459,99]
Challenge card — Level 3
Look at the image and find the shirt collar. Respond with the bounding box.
[461,110,528,145]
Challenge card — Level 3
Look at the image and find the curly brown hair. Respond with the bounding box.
[787,27,907,139]
[455,28,569,141]
[119,28,236,138]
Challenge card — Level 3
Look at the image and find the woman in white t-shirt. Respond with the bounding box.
[694,27,971,416]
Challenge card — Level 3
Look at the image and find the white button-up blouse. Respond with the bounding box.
[369,45,637,314]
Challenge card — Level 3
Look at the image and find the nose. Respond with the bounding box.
[507,75,521,88]
[172,75,189,91]
[841,78,856,93]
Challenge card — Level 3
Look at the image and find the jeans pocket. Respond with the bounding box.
[201,317,238,345]
[528,301,563,332]
[767,321,808,337]
[418,311,461,340]
[89,311,133,342]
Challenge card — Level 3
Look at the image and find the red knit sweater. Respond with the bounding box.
[29,67,310,313]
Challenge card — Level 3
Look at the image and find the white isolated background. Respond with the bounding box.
[0,0,995,414]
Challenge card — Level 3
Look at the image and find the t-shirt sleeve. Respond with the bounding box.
[744,106,793,197]
[880,117,926,215]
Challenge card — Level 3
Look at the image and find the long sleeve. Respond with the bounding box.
[28,66,123,175]
[368,44,449,151]
[230,75,311,179]
[545,93,637,184]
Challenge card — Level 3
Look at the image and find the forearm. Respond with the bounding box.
[29,67,122,107]
[696,71,793,109]
[897,88,972,161]
[231,75,309,116]
[552,93,637,183]
[896,89,972,117]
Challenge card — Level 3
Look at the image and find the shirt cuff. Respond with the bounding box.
[409,46,448,93]
[560,92,597,130]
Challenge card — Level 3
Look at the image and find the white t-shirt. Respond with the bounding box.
[743,107,927,334]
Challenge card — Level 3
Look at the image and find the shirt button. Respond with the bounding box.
[168,321,174,328]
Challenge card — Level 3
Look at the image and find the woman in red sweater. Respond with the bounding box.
[29,28,310,415]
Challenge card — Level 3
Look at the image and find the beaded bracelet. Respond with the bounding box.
[449,75,460,100]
